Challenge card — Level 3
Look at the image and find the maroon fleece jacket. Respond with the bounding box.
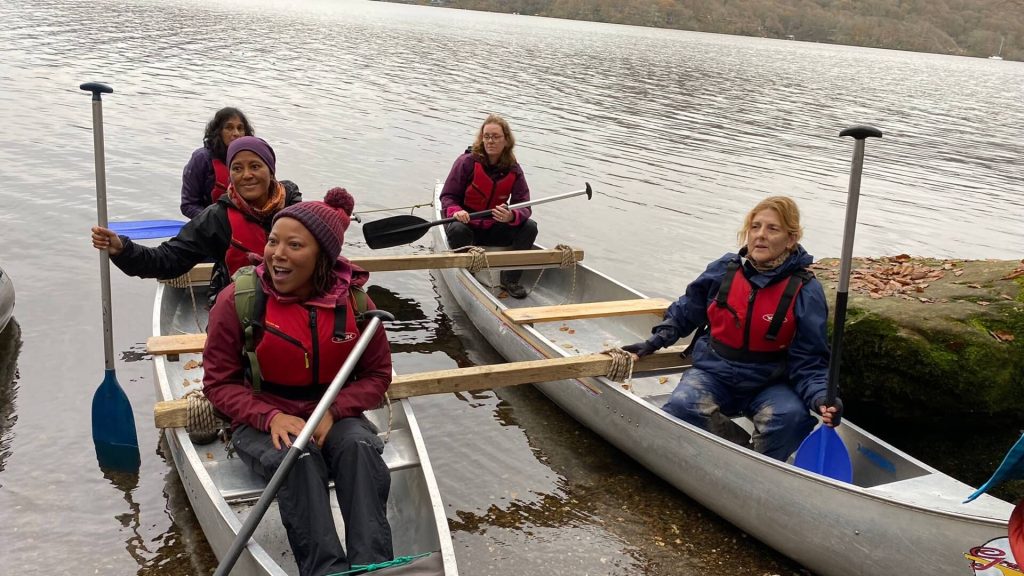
[202,259,392,431]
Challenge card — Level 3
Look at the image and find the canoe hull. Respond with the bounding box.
[0,265,14,334]
[429,183,1009,576]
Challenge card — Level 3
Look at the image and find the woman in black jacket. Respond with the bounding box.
[91,136,301,301]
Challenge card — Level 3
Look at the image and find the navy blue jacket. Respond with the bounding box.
[649,246,831,408]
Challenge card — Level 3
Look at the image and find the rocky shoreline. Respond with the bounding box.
[813,256,1024,416]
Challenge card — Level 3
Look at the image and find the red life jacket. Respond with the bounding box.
[707,260,813,363]
[211,158,229,204]
[225,206,268,276]
[463,161,516,228]
[253,291,361,399]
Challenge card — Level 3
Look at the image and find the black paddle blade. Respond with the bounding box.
[362,214,435,250]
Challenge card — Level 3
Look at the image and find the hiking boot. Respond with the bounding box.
[504,281,527,299]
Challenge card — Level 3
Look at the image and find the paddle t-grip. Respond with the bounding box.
[80,82,113,100]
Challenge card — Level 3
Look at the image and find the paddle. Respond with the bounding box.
[81,82,141,472]
[965,431,1024,503]
[108,219,186,239]
[793,125,883,483]
[362,183,593,249]
[213,310,395,576]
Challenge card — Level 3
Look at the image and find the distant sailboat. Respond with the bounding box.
[989,37,1004,60]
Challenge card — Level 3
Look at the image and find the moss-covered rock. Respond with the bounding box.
[812,257,1024,416]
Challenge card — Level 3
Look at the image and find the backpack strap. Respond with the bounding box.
[764,268,814,341]
[350,285,369,321]
[232,266,266,394]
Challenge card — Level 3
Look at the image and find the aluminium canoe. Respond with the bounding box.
[152,279,458,575]
[428,182,1011,576]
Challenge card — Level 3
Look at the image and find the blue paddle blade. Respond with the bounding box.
[92,369,140,472]
[965,432,1024,503]
[109,219,186,240]
[794,424,853,483]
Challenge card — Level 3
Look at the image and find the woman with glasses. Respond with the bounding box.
[439,114,538,299]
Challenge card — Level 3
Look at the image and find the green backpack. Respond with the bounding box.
[231,265,368,393]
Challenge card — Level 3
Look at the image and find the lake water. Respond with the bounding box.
[1,0,1022,574]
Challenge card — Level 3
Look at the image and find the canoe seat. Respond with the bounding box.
[502,298,671,325]
[148,333,206,358]
[215,426,421,504]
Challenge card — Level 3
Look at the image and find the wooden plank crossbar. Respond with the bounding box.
[148,333,206,356]
[160,248,585,285]
[503,298,671,325]
[153,347,689,428]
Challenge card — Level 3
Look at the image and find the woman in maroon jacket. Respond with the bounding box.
[202,190,393,576]
[439,114,538,298]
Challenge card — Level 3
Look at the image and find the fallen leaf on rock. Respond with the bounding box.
[990,330,1015,342]
[1001,267,1024,280]
[559,326,570,332]
[184,359,202,370]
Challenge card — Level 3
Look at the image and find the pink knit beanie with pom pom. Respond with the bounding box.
[273,187,356,261]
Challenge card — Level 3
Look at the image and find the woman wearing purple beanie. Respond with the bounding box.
[203,189,393,575]
[91,136,310,302]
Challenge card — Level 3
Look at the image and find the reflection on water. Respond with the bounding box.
[367,283,471,365]
[0,320,22,481]
[141,438,219,576]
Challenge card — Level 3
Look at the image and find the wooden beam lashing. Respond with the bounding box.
[160,263,214,285]
[152,347,689,428]
[148,333,206,355]
[503,298,671,325]
[388,346,686,399]
[155,398,190,428]
[351,248,584,272]
[161,248,585,287]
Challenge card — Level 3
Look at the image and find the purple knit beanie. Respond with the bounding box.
[273,188,355,261]
[227,136,276,175]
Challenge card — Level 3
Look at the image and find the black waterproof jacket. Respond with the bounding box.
[111,180,301,300]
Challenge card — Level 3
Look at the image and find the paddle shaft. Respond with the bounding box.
[465,186,592,220]
[213,312,393,576]
[85,86,115,371]
[407,185,590,234]
[827,126,883,405]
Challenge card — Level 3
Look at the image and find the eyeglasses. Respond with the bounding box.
[482,134,504,142]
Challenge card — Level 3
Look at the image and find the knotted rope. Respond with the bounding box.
[601,347,636,388]
[183,389,228,444]
[464,246,490,275]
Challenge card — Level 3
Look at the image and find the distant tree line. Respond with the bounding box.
[412,0,1021,60]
